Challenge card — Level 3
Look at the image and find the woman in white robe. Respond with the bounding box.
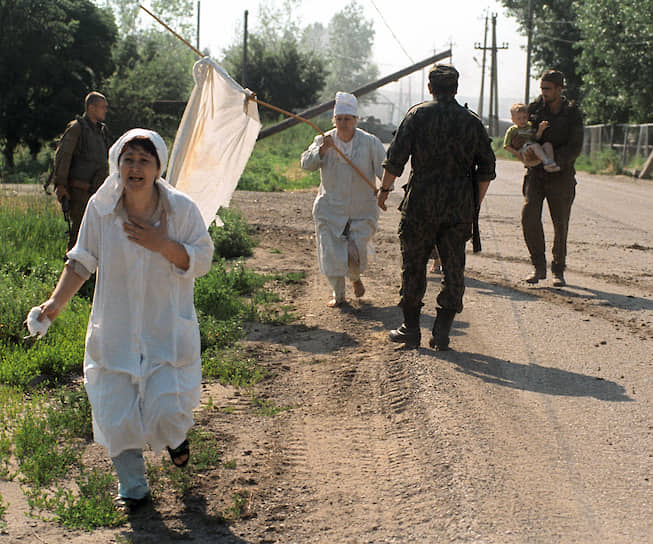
[301,92,386,307]
[37,129,213,510]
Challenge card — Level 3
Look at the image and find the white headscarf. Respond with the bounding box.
[94,128,169,216]
[333,92,358,117]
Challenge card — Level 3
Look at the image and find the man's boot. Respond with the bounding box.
[526,267,546,284]
[552,264,566,287]
[429,308,456,351]
[389,305,421,348]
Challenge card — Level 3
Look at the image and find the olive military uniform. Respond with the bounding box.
[522,96,583,275]
[383,96,496,318]
[53,114,110,250]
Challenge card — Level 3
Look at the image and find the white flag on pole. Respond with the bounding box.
[167,57,261,227]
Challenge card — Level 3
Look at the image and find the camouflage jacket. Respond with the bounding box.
[53,114,110,190]
[383,96,496,223]
[528,96,583,174]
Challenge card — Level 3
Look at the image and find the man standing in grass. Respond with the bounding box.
[521,70,584,287]
[53,92,111,250]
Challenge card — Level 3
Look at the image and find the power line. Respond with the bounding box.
[366,0,414,64]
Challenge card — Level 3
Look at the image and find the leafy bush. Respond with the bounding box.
[210,207,255,259]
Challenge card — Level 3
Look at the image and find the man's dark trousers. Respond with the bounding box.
[521,168,576,274]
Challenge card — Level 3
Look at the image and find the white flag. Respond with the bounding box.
[167,57,261,227]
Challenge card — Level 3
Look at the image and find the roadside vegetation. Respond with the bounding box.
[491,137,647,177]
[0,190,303,530]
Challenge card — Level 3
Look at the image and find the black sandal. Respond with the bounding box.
[166,438,190,467]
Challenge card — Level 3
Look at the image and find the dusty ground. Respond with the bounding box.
[1,159,652,543]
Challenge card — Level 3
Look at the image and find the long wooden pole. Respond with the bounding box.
[139,4,203,57]
[249,97,378,193]
[139,4,379,194]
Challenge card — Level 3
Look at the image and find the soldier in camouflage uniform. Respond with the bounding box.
[522,70,584,287]
[53,92,111,250]
[377,65,496,350]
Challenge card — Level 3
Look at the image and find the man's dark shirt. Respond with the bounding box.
[528,96,583,173]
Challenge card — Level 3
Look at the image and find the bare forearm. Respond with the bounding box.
[40,265,86,322]
[478,181,490,204]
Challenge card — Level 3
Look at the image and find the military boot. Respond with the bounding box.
[429,308,456,351]
[389,306,420,348]
[526,267,546,284]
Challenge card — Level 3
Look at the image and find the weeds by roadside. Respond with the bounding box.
[0,190,306,531]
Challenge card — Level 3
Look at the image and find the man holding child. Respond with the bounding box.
[519,69,584,287]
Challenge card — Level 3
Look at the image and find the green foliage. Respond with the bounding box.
[0,0,117,165]
[0,145,52,184]
[13,413,80,487]
[26,468,124,529]
[0,493,7,528]
[575,0,653,124]
[210,208,255,259]
[103,30,197,141]
[500,0,581,101]
[250,396,292,417]
[0,193,88,388]
[202,348,265,387]
[574,149,623,175]
[222,35,326,121]
[0,193,67,273]
[321,1,379,101]
[238,121,326,191]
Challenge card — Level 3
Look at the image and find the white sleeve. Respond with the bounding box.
[300,134,325,171]
[66,200,100,273]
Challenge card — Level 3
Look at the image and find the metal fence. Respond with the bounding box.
[583,123,653,165]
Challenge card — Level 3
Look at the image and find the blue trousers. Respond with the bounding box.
[112,448,149,499]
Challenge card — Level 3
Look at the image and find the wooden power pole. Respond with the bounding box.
[476,14,507,136]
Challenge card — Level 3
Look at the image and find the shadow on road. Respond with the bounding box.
[435,349,633,402]
[546,284,653,312]
[120,491,252,543]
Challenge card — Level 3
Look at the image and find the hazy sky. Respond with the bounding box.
[185,0,539,111]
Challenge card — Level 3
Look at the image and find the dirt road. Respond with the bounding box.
[2,159,651,542]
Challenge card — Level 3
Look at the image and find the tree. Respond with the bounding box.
[500,0,582,101]
[102,30,197,140]
[99,0,198,141]
[0,0,117,166]
[321,1,379,101]
[575,0,653,124]
[220,1,327,119]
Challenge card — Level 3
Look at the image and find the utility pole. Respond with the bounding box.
[242,10,248,87]
[524,0,534,103]
[475,14,489,121]
[196,1,200,51]
[476,14,508,136]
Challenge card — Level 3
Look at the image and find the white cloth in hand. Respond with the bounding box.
[25,306,51,339]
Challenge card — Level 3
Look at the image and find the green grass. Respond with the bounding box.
[0,493,7,528]
[0,185,302,531]
[238,121,329,191]
[491,136,643,176]
[250,396,292,417]
[0,144,52,185]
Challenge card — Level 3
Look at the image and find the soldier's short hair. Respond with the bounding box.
[428,64,459,96]
[85,92,106,111]
[541,69,565,88]
[510,103,528,114]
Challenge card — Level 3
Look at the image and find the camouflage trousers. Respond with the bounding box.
[398,214,472,314]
